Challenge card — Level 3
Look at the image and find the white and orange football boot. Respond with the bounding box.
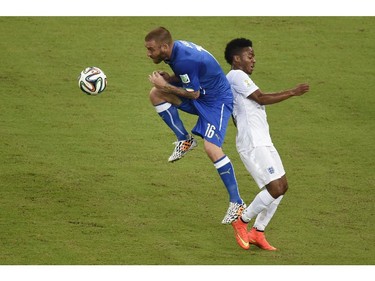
[168,135,197,162]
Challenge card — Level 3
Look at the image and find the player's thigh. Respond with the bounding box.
[177,98,199,115]
[269,146,285,177]
[193,103,231,147]
[149,87,183,106]
[239,146,285,189]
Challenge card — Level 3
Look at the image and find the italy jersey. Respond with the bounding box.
[166,40,233,105]
[226,69,273,152]
[165,40,233,147]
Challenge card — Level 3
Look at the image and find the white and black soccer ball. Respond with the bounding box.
[78,66,107,95]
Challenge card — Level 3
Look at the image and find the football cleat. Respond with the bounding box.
[168,135,197,162]
[232,218,250,250]
[248,227,277,251]
[222,202,246,224]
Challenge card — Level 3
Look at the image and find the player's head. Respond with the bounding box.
[145,27,173,64]
[225,38,255,74]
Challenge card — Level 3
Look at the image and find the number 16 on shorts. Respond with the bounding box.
[205,124,216,139]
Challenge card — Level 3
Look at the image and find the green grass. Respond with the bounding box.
[0,17,374,265]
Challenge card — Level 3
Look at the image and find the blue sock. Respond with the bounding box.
[155,102,189,141]
[214,155,243,204]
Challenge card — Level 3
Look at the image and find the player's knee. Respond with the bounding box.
[275,180,288,196]
[204,141,224,162]
[149,87,157,100]
[274,184,285,198]
[149,87,164,104]
[267,180,287,198]
[282,182,288,195]
[280,175,288,195]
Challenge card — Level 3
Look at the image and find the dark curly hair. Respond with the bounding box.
[224,38,253,65]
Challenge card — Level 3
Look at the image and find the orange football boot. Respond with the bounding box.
[248,227,277,251]
[231,218,250,250]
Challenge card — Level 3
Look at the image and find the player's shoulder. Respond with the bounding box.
[227,69,249,82]
[175,40,196,51]
[174,40,199,60]
[227,69,247,77]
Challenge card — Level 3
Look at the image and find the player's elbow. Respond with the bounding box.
[257,100,267,106]
[250,93,267,105]
[256,94,270,105]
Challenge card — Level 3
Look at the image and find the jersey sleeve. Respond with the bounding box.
[231,71,259,98]
[173,62,200,92]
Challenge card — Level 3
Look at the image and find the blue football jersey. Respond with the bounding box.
[166,40,232,105]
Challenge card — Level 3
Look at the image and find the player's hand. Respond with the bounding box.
[157,71,171,81]
[293,83,310,96]
[148,71,168,89]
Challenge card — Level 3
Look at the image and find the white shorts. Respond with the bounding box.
[239,146,285,189]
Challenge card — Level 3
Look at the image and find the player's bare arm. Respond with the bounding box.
[249,83,309,105]
[148,71,200,99]
[156,71,181,84]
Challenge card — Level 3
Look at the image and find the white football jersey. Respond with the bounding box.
[226,69,273,152]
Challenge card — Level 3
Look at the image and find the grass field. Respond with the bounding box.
[0,17,374,267]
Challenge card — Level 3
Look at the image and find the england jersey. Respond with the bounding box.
[226,69,273,152]
[166,40,233,106]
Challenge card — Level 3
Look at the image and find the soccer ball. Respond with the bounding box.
[78,66,107,95]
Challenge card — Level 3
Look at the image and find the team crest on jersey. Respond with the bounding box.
[267,167,275,174]
[180,74,190,84]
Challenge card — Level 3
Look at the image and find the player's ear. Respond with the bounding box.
[232,55,241,66]
[160,43,169,52]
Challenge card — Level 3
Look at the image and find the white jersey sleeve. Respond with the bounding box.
[228,70,259,98]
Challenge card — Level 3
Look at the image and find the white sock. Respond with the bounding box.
[242,189,275,223]
[253,195,283,231]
